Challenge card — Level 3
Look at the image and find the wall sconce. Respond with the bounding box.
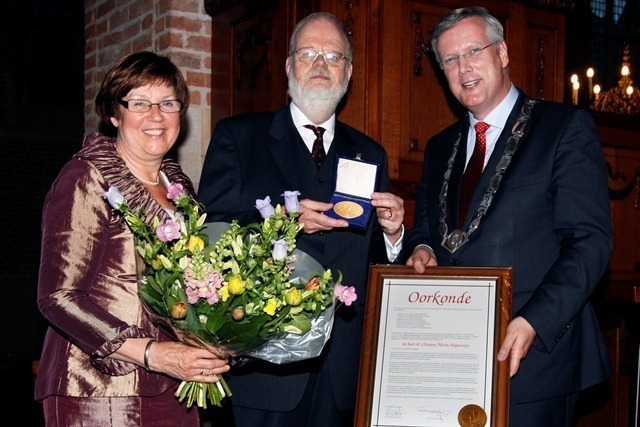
[589,43,640,115]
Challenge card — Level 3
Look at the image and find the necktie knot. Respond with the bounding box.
[475,121,489,136]
[304,125,326,169]
[304,124,325,139]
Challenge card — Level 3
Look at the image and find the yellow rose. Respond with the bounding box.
[263,298,278,316]
[228,275,245,295]
[220,285,230,302]
[151,258,163,271]
[187,235,204,253]
[284,288,302,306]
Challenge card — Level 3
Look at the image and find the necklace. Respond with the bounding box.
[439,98,538,254]
[129,169,160,186]
[115,143,160,186]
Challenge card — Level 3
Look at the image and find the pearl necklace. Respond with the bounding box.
[439,98,538,254]
[129,169,160,186]
[115,143,160,186]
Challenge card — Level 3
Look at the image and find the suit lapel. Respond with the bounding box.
[466,92,532,222]
[482,93,526,179]
[450,117,470,230]
[266,107,365,200]
[267,106,319,195]
[331,124,360,159]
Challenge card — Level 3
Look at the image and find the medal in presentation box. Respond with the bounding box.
[325,155,379,230]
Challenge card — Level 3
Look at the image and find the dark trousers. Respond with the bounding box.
[509,392,580,427]
[232,364,353,427]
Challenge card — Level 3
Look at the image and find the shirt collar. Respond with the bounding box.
[468,84,518,132]
[289,102,336,137]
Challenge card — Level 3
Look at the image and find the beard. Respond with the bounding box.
[287,67,350,121]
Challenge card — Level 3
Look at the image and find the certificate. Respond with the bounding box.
[356,265,512,427]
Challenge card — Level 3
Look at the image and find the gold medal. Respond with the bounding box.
[333,201,364,219]
[458,404,487,427]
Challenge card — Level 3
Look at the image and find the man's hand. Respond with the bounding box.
[372,192,404,244]
[298,199,349,234]
[406,246,438,273]
[497,316,536,377]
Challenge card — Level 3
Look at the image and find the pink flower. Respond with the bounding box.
[334,285,357,306]
[156,220,181,242]
[167,183,185,200]
[184,265,224,305]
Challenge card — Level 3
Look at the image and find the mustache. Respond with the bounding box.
[306,70,332,80]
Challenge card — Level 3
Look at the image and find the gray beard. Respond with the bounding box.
[287,68,349,122]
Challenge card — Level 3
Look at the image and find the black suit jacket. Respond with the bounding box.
[405,90,613,404]
[198,105,391,412]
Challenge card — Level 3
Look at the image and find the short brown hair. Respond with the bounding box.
[95,51,190,122]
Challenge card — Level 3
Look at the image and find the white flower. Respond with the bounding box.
[103,186,125,209]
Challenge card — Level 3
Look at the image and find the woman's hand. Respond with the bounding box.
[113,338,230,383]
[147,341,230,382]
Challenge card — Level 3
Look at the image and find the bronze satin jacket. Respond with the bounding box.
[34,132,196,400]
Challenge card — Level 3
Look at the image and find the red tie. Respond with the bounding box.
[304,125,326,169]
[459,121,489,228]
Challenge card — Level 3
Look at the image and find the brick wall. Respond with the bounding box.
[84,0,212,189]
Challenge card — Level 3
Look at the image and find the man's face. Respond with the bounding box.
[436,17,510,119]
[285,18,353,118]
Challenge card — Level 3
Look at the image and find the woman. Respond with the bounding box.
[34,51,229,426]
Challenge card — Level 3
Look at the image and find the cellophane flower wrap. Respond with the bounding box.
[103,185,357,409]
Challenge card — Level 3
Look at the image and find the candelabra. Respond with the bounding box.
[589,44,640,115]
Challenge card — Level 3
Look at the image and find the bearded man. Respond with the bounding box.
[198,12,404,427]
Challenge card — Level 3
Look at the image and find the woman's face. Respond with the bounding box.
[110,83,181,163]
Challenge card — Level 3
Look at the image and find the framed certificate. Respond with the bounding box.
[355,265,512,427]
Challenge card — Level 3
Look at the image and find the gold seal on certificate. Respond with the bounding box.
[334,201,364,219]
[458,404,487,427]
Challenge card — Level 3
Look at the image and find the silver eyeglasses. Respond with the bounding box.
[293,47,349,67]
[441,42,497,70]
[118,99,183,113]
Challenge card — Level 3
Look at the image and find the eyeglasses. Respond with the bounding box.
[118,99,183,113]
[293,48,349,67]
[440,42,497,70]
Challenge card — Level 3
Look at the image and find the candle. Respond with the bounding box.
[571,74,578,84]
[586,68,594,99]
[622,65,630,77]
[626,86,634,96]
[572,81,580,105]
[593,84,601,101]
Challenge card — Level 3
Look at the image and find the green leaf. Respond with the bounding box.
[285,312,312,335]
[139,288,168,316]
[216,315,270,350]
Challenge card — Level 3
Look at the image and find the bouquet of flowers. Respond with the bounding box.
[103,184,357,408]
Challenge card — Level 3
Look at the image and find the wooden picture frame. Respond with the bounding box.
[355,265,513,427]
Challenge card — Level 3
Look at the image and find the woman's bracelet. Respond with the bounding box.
[144,339,156,371]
